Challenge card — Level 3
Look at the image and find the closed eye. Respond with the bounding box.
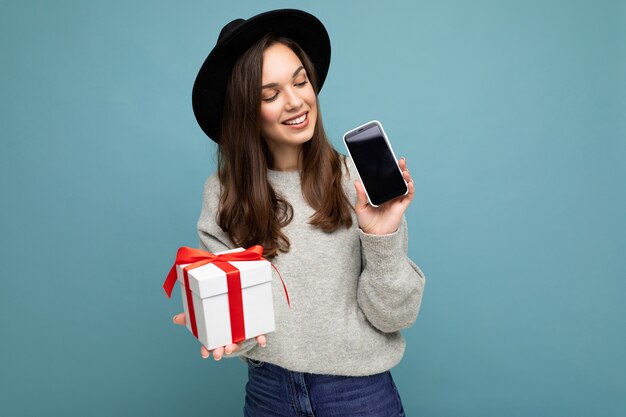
[262,80,308,103]
[263,93,278,103]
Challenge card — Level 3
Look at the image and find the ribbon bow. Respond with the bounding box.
[164,245,265,296]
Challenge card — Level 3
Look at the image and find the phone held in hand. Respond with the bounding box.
[343,120,408,207]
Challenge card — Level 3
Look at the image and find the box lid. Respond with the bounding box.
[176,248,271,298]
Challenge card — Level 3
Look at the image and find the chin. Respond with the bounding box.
[287,126,315,143]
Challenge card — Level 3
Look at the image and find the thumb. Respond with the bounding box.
[172,313,187,326]
[354,180,369,210]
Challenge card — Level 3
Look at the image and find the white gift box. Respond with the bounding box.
[176,248,275,350]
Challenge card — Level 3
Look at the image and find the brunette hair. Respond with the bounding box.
[216,34,353,258]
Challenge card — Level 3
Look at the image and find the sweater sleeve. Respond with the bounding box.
[197,175,232,253]
[356,215,426,333]
[196,174,259,358]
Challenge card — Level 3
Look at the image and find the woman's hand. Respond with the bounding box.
[172,313,266,361]
[354,157,415,235]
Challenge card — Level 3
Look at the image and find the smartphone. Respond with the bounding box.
[343,120,408,207]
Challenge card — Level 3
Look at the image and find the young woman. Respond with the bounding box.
[172,9,426,416]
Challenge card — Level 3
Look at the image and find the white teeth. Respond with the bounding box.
[284,113,307,125]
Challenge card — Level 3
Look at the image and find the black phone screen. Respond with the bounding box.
[345,124,407,206]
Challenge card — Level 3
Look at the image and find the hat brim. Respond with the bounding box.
[192,9,331,142]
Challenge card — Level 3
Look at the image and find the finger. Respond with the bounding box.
[256,334,267,347]
[200,345,210,359]
[405,174,415,202]
[402,166,412,182]
[354,180,368,210]
[172,313,186,326]
[395,169,414,208]
[398,157,407,171]
[212,346,225,361]
[224,343,239,355]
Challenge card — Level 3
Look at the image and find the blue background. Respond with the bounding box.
[1,1,624,416]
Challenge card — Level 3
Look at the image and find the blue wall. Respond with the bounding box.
[1,1,624,415]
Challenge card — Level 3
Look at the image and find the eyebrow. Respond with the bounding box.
[262,66,305,89]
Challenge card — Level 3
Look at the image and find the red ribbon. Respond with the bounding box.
[163,246,290,343]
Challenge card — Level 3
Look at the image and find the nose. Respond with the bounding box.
[284,87,303,111]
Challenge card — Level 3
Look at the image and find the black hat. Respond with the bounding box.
[191,9,331,143]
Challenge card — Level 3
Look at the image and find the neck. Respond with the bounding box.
[268,143,302,172]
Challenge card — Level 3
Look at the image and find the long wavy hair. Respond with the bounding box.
[216,34,352,258]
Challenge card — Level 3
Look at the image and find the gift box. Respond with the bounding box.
[164,246,285,351]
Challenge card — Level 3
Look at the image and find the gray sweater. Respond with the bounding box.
[197,157,426,376]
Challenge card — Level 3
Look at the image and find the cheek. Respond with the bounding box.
[308,100,318,124]
[305,88,317,112]
[260,104,281,126]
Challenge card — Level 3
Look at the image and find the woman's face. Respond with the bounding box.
[259,43,318,154]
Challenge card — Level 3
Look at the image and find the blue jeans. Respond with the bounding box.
[243,358,406,417]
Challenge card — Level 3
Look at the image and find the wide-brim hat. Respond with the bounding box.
[192,9,331,143]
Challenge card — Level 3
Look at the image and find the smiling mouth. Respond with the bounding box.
[282,112,308,126]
